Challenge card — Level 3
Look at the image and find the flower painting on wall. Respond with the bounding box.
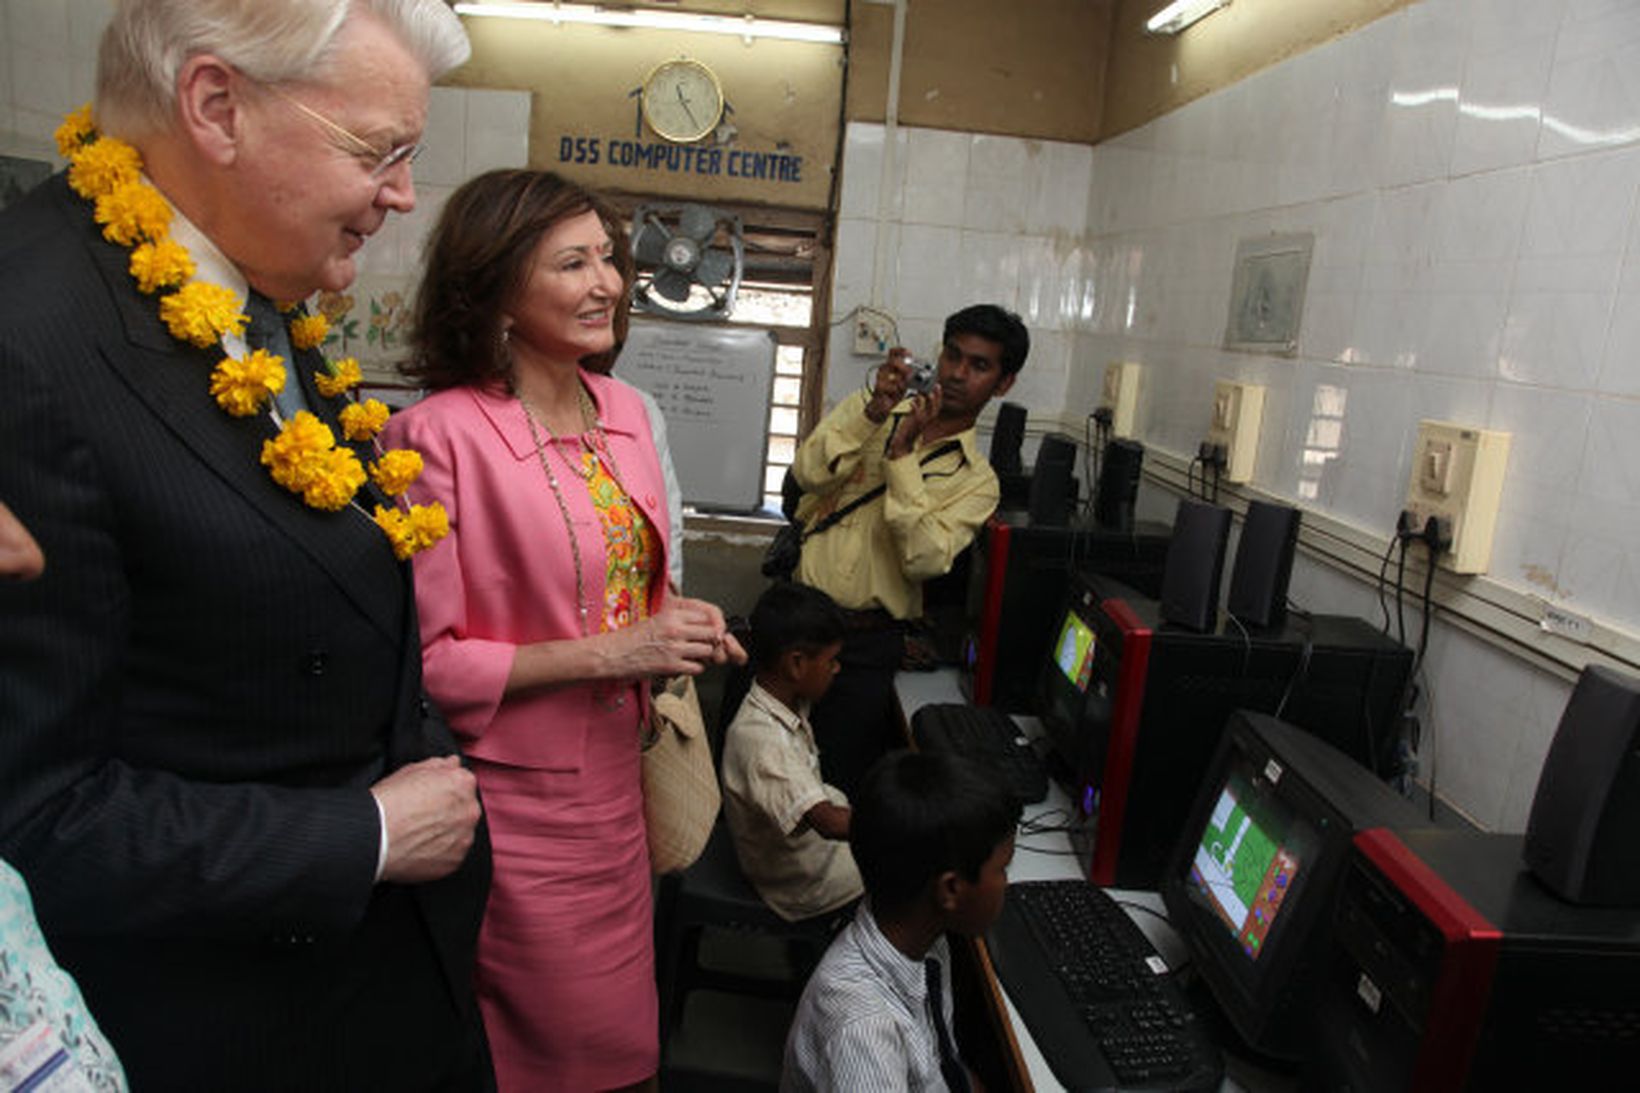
[317,275,416,386]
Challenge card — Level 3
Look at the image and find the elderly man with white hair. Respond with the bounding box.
[0,2,492,1088]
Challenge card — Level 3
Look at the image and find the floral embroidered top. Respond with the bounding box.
[583,450,659,632]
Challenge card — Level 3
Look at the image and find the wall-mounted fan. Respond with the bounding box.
[630,202,743,321]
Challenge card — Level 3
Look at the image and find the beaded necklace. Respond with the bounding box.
[516,381,631,639]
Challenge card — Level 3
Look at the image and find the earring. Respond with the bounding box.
[497,325,514,384]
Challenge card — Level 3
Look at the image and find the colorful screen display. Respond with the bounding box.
[1186,769,1303,961]
[1053,610,1097,693]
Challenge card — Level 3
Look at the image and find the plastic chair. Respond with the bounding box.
[655,822,840,1054]
[654,662,845,1072]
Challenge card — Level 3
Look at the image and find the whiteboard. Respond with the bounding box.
[615,319,776,511]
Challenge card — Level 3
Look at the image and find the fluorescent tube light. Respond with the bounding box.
[452,2,846,44]
[1144,0,1230,35]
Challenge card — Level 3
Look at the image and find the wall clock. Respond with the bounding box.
[640,58,724,144]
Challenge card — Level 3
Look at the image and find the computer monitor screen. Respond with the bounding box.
[1053,609,1097,692]
[1161,710,1421,1061]
[1184,757,1315,963]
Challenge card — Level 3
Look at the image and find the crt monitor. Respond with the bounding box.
[1160,710,1422,1062]
[961,517,1170,712]
[1032,585,1117,811]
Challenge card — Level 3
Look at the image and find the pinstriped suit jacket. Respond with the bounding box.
[0,174,490,1090]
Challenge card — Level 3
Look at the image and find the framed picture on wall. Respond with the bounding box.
[1223,232,1313,357]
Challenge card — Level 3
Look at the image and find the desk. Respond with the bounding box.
[895,669,1284,1093]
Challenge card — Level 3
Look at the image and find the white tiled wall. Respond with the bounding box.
[828,0,1640,830]
[829,122,1092,418]
[354,85,531,278]
[0,0,99,162]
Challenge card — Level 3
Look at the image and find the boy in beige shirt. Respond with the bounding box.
[722,583,864,921]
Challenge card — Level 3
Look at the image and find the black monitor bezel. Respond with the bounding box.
[1032,589,1121,812]
[1160,710,1364,1058]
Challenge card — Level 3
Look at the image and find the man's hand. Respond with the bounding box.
[886,383,941,460]
[865,348,915,424]
[371,756,481,885]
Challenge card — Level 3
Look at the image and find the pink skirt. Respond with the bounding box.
[471,696,657,1092]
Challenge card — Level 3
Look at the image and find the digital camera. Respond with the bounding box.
[906,356,937,395]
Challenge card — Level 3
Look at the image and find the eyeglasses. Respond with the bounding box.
[265,84,422,180]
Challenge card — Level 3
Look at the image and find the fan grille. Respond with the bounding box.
[630,202,744,321]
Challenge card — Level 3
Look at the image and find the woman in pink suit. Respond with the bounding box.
[384,169,744,1092]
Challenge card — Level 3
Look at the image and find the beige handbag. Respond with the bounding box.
[640,674,720,874]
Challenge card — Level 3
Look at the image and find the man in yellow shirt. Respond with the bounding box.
[791,304,1028,793]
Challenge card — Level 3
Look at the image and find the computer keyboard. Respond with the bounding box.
[910,703,1049,804]
[985,880,1223,1092]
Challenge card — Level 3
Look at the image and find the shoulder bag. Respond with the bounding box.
[640,674,720,874]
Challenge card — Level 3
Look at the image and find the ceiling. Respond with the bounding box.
[460,0,848,21]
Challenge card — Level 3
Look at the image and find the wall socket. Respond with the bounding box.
[852,310,894,356]
[1403,420,1511,574]
[1204,380,1265,483]
[1101,362,1141,438]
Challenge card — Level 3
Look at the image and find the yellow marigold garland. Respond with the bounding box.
[370,449,424,497]
[160,281,247,348]
[261,411,336,484]
[67,138,141,201]
[373,503,450,561]
[55,105,96,159]
[315,357,362,398]
[210,349,287,417]
[288,313,329,351]
[62,106,445,558]
[302,447,370,512]
[339,398,390,441]
[261,413,368,513]
[94,179,171,246]
[129,238,195,294]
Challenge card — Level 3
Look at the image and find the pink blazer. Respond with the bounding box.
[382,373,672,771]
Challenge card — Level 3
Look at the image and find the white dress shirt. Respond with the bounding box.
[782,903,961,1092]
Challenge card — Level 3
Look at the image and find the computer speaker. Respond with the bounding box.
[990,401,1027,474]
[1227,501,1301,629]
[1523,664,1640,906]
[1159,499,1231,633]
[1093,438,1144,533]
[1027,433,1078,527]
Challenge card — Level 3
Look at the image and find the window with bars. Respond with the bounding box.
[731,287,813,510]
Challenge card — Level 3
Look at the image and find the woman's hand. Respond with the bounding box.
[675,595,747,667]
[598,596,746,679]
[507,596,748,694]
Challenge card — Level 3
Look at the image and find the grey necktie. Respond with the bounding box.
[242,291,309,420]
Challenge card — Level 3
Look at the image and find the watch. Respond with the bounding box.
[640,58,724,144]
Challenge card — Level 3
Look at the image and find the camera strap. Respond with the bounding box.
[801,436,964,543]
